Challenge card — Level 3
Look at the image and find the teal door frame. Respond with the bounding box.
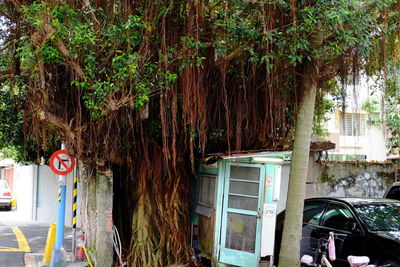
[216,161,266,266]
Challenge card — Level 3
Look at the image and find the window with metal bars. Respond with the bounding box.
[339,113,366,136]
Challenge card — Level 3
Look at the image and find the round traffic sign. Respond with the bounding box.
[49,150,75,175]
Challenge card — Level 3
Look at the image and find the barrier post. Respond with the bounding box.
[72,176,78,259]
[43,223,56,263]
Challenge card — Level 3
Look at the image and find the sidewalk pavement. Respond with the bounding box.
[25,251,88,267]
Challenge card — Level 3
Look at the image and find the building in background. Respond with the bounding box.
[325,76,388,161]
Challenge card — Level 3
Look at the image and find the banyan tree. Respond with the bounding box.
[0,0,398,266]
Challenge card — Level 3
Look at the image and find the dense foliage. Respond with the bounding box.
[386,72,400,150]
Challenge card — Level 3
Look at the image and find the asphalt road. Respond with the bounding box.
[0,208,74,267]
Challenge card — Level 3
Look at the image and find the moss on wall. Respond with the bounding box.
[312,160,399,198]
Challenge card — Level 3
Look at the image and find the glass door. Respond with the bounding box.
[219,163,265,266]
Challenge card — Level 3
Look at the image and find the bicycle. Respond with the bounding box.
[300,232,392,267]
[300,232,338,267]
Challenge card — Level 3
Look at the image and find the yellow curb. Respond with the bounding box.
[11,227,31,252]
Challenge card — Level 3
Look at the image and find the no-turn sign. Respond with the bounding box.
[49,150,75,175]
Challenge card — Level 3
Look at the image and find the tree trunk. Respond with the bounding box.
[278,30,323,267]
[78,164,97,250]
[126,151,192,267]
[95,167,114,267]
[78,164,114,266]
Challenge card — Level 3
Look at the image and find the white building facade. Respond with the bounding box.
[325,76,387,161]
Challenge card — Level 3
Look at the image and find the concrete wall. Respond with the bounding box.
[277,156,319,213]
[277,163,290,214]
[13,165,36,220]
[11,164,81,227]
[364,124,387,161]
[310,161,398,198]
[36,166,58,222]
[276,159,399,212]
[36,165,80,227]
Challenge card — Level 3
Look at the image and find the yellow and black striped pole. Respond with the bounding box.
[72,177,77,229]
[57,186,61,202]
[72,176,78,259]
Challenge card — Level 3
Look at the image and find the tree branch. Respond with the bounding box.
[82,0,101,28]
[0,68,12,75]
[39,111,75,140]
[55,38,84,77]
[37,24,85,77]
[0,10,12,21]
[215,42,249,66]
[0,41,13,53]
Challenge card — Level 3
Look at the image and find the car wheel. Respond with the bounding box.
[5,204,11,211]
[382,259,400,267]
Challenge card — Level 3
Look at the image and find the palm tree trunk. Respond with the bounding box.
[278,30,323,267]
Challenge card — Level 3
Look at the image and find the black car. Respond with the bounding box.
[385,182,400,201]
[274,197,400,267]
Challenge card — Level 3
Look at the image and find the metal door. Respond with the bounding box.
[219,163,265,266]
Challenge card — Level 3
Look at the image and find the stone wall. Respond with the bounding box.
[307,160,400,198]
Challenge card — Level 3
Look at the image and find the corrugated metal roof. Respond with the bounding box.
[220,151,291,159]
[202,141,335,162]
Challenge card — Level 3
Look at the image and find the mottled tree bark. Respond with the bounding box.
[95,167,113,267]
[78,164,97,250]
[278,30,324,267]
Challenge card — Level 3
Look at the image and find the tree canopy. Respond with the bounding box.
[0,0,396,162]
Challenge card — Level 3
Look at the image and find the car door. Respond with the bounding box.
[319,201,365,267]
[301,200,328,258]
[274,199,327,266]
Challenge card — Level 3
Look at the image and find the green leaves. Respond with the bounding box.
[361,98,380,113]
[17,3,156,119]
[16,42,35,69]
[14,0,400,125]
[21,1,49,27]
[362,98,382,124]
[39,42,62,64]
[0,82,31,162]
[313,95,335,137]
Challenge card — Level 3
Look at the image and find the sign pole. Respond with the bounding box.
[72,167,78,259]
[50,143,69,267]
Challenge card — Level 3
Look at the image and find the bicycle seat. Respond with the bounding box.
[301,254,314,265]
[347,255,370,267]
[300,254,314,266]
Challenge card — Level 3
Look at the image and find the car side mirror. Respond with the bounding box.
[345,222,362,233]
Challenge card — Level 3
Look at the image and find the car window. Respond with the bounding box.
[386,186,400,201]
[303,200,326,225]
[322,202,357,231]
[354,202,400,231]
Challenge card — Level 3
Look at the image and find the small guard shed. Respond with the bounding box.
[192,151,291,267]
